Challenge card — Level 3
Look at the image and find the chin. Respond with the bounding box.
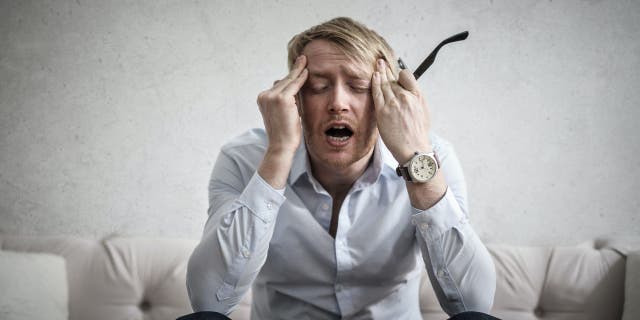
[317,145,374,171]
[322,155,357,170]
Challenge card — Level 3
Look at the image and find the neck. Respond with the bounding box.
[311,148,375,198]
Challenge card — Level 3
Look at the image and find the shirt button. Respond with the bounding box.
[437,269,446,278]
[335,284,343,292]
[419,223,429,231]
[241,248,250,258]
[321,203,330,210]
[266,201,273,210]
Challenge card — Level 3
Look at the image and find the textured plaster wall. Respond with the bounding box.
[1,0,639,245]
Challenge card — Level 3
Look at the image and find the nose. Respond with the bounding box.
[328,85,349,113]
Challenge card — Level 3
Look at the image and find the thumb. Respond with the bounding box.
[397,69,419,94]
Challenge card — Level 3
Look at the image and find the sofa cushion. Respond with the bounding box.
[419,241,625,320]
[539,242,625,319]
[623,250,640,320]
[0,235,198,320]
[0,251,68,320]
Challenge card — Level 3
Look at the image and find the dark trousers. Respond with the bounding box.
[448,311,501,320]
[177,312,231,320]
[177,311,501,320]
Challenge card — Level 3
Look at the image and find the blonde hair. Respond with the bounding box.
[287,17,397,73]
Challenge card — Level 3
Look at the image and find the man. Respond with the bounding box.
[185,17,496,319]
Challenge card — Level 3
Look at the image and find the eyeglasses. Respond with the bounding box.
[398,31,469,80]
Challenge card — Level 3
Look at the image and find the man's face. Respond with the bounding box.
[298,39,378,171]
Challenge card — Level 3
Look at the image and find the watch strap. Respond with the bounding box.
[395,166,413,182]
[433,151,441,168]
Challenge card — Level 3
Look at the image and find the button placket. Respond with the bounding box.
[334,196,354,303]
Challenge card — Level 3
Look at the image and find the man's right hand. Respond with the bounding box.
[256,55,308,189]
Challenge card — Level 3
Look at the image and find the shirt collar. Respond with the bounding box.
[287,138,309,186]
[287,136,399,187]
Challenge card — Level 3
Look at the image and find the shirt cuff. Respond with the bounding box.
[411,188,466,241]
[236,172,287,223]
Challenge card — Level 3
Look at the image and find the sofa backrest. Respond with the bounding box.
[0,235,629,320]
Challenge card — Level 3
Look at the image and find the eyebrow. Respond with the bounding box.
[308,66,370,81]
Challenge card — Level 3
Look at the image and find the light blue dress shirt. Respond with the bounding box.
[187,128,495,319]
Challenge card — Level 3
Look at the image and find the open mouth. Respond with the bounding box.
[325,125,353,143]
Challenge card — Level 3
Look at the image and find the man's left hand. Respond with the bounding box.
[371,59,432,164]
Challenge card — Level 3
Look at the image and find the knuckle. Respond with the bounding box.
[258,91,276,105]
[274,94,288,105]
[389,98,400,109]
[257,92,266,104]
[398,93,411,104]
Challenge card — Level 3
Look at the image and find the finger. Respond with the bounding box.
[273,55,307,91]
[397,69,419,94]
[377,59,396,101]
[282,68,308,96]
[385,64,407,98]
[371,71,385,110]
[384,61,397,81]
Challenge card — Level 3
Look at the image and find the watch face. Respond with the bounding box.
[409,154,437,182]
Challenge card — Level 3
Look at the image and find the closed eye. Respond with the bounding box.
[304,77,330,94]
[348,79,371,93]
[350,85,370,93]
[308,85,328,94]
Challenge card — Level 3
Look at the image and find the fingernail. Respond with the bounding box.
[378,59,384,67]
[398,58,407,70]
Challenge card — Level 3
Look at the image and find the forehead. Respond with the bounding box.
[302,39,372,79]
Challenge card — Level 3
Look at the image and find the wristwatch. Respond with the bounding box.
[396,151,440,183]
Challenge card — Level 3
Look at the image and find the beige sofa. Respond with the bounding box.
[1,235,638,320]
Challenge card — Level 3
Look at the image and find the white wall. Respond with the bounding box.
[1,0,638,245]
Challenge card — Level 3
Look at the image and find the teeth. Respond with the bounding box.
[328,136,349,142]
[332,126,345,129]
